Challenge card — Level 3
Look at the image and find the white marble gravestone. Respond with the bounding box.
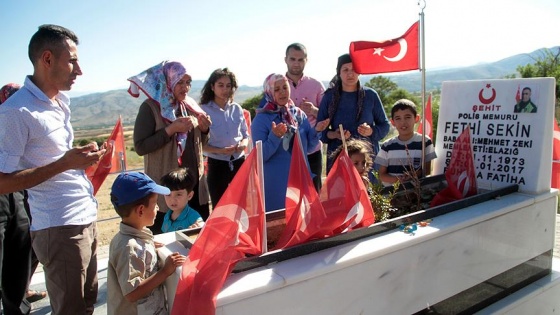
[434,78,556,194]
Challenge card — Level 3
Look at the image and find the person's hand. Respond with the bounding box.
[357,122,373,137]
[197,113,212,133]
[328,130,350,140]
[154,241,164,248]
[271,121,287,138]
[300,99,318,118]
[188,221,204,229]
[222,145,236,155]
[235,141,247,153]
[167,117,195,135]
[162,252,187,276]
[315,118,330,132]
[63,143,106,170]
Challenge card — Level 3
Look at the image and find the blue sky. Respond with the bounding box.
[1,0,559,95]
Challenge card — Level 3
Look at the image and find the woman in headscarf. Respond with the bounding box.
[200,68,249,206]
[317,53,390,179]
[251,73,329,212]
[129,61,212,233]
[0,83,20,104]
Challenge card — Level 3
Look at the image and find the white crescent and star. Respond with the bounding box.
[286,187,311,233]
[372,39,408,62]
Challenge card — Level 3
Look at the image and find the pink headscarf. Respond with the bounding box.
[258,73,297,128]
[0,83,21,104]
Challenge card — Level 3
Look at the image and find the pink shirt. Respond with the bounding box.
[286,74,325,153]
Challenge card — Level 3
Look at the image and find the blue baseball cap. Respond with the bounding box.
[111,172,170,207]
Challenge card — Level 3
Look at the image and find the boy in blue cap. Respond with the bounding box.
[107,172,186,315]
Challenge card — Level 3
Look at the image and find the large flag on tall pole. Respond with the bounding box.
[349,21,419,75]
[275,131,327,249]
[85,116,126,195]
[431,128,478,207]
[171,148,265,315]
[417,93,433,140]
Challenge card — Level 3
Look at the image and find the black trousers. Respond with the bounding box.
[308,150,323,192]
[190,179,211,221]
[207,156,245,207]
[0,192,31,315]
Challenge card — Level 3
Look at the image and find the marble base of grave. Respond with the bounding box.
[155,189,558,314]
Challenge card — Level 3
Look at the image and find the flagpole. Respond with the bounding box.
[419,0,427,177]
[338,124,347,152]
[256,140,267,253]
[118,115,126,173]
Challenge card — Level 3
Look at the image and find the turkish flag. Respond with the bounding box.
[85,116,126,195]
[319,150,375,236]
[551,118,560,188]
[171,149,265,315]
[349,21,419,74]
[275,132,327,249]
[431,128,477,207]
[515,84,521,103]
[417,94,433,140]
[552,118,560,161]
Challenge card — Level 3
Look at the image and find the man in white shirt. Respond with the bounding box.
[0,24,106,315]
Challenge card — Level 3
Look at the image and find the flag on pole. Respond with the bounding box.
[417,93,433,140]
[85,116,126,195]
[551,118,560,188]
[319,149,375,235]
[431,128,477,207]
[349,21,419,74]
[171,149,265,315]
[275,132,327,249]
[515,84,521,103]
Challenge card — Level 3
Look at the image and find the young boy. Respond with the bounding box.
[160,168,204,233]
[374,99,437,186]
[108,172,186,315]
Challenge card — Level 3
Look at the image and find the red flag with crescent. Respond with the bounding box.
[349,21,419,74]
[319,150,375,236]
[417,94,433,140]
[551,118,560,188]
[431,128,477,207]
[275,132,327,249]
[85,116,126,195]
[171,149,264,315]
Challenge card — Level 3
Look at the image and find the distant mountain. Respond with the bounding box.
[70,83,261,130]
[373,46,559,92]
[70,46,558,129]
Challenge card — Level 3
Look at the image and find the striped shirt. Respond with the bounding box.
[375,133,437,184]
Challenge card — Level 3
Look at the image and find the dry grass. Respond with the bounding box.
[75,127,144,246]
[96,172,125,246]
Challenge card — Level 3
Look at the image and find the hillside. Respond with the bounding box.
[69,46,558,129]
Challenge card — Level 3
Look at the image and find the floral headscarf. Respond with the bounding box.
[258,73,299,149]
[127,61,205,164]
[0,83,21,104]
